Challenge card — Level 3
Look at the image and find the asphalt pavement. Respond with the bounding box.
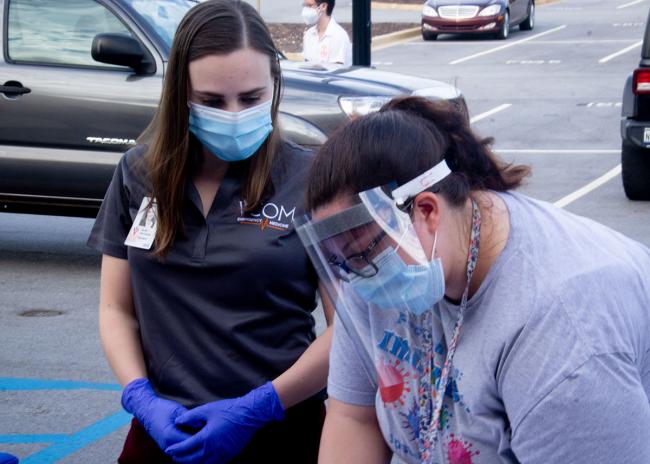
[1,0,649,462]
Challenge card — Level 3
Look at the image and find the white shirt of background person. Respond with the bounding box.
[302,0,352,66]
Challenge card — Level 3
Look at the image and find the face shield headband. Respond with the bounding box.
[392,159,452,210]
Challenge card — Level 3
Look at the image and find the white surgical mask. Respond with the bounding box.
[301,6,320,25]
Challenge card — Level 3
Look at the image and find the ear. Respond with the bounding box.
[412,192,442,234]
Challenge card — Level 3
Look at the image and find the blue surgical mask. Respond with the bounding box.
[188,100,273,162]
[349,234,445,316]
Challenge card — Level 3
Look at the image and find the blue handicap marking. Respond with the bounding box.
[0,377,132,463]
[0,378,121,392]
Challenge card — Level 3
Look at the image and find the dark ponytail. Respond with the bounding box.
[306,96,530,211]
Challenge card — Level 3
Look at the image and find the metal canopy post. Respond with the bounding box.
[352,0,371,66]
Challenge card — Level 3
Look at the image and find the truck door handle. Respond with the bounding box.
[1,82,31,96]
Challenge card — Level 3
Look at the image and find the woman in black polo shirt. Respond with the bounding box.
[88,1,332,462]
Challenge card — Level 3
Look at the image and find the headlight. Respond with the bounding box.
[478,4,501,16]
[422,5,438,17]
[339,96,392,118]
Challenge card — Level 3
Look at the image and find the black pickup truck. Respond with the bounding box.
[621,8,650,200]
[0,0,466,217]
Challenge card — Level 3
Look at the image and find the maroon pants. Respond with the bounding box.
[118,399,326,463]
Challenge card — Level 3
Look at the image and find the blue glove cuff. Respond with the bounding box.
[0,452,19,464]
[257,381,285,422]
[121,378,152,415]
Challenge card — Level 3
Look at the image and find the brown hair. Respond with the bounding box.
[315,0,335,16]
[140,0,282,256]
[306,96,530,211]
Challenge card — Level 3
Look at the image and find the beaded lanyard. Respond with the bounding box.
[418,198,481,462]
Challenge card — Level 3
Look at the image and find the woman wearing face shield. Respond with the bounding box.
[297,96,650,463]
[87,1,332,463]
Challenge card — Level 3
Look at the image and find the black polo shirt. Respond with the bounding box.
[88,142,318,407]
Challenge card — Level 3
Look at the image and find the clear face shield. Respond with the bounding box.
[298,183,438,377]
[297,161,454,450]
[297,160,452,368]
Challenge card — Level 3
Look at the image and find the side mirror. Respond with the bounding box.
[91,33,155,74]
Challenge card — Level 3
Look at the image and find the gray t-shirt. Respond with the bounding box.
[328,191,650,463]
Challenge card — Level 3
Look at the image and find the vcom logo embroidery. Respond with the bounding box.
[237,201,296,231]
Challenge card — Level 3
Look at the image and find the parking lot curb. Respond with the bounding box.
[372,26,422,49]
[284,51,304,60]
[372,2,422,11]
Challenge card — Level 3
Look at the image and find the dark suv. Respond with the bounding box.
[0,0,466,217]
[621,8,650,200]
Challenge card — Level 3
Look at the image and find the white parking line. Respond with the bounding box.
[506,59,562,64]
[533,39,639,44]
[617,0,646,9]
[580,102,622,107]
[599,40,643,63]
[553,164,622,208]
[470,104,512,123]
[497,149,620,154]
[450,25,567,65]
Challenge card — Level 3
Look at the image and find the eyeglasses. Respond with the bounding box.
[327,230,388,282]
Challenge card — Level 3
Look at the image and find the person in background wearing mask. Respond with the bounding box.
[88,1,333,463]
[297,96,650,463]
[302,0,352,66]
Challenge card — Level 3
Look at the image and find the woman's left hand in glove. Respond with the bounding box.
[165,381,285,463]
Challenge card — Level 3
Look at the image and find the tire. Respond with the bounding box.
[520,2,535,30]
[422,29,438,41]
[621,141,650,200]
[497,11,509,39]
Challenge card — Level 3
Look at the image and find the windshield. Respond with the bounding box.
[123,0,196,50]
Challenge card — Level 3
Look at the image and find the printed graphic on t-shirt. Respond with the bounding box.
[319,41,329,62]
[374,310,478,463]
[447,434,480,464]
[237,200,296,231]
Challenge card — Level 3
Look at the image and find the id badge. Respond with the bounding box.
[124,197,157,250]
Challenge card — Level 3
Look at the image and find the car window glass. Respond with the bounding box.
[123,0,194,49]
[7,0,134,68]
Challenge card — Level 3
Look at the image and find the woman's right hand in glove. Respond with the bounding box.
[121,378,192,452]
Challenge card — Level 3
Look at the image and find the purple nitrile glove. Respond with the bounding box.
[0,452,18,464]
[165,381,285,464]
[121,378,192,453]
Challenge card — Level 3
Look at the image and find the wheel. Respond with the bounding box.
[496,10,509,39]
[422,29,438,41]
[622,141,650,200]
[520,2,535,30]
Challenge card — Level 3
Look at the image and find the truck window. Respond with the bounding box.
[7,0,133,68]
[123,0,195,49]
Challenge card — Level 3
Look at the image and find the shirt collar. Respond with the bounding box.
[322,17,338,38]
[307,16,337,39]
